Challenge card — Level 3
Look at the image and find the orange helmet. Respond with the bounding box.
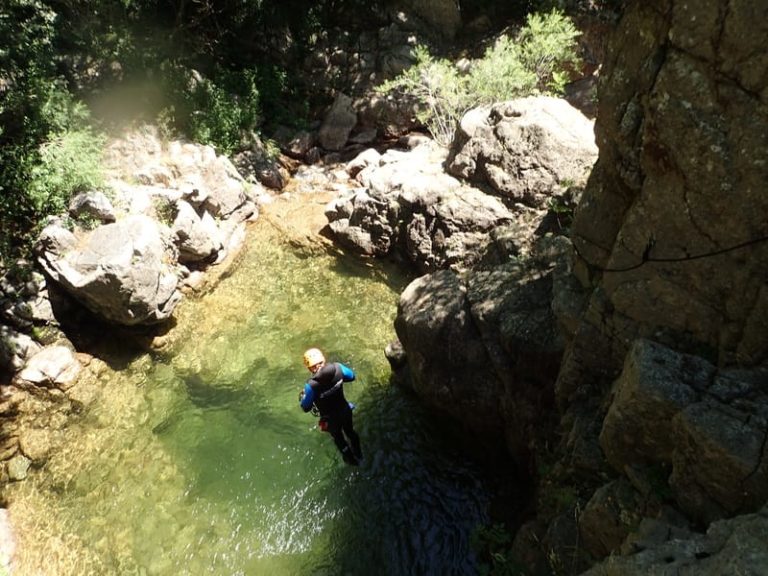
[303,348,325,370]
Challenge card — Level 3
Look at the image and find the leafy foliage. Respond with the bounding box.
[377,46,467,146]
[160,65,262,154]
[27,128,105,215]
[376,10,581,146]
[518,10,582,93]
[465,35,537,106]
[0,0,105,257]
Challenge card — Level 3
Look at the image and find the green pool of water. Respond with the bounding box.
[9,216,493,575]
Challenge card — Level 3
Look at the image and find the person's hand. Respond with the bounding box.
[299,390,305,402]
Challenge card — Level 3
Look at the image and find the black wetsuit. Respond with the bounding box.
[301,362,362,465]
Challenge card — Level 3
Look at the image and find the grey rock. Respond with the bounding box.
[447,97,598,208]
[600,339,714,470]
[68,190,117,223]
[580,506,768,576]
[17,345,81,390]
[37,215,181,325]
[318,93,357,151]
[600,339,768,524]
[171,201,220,263]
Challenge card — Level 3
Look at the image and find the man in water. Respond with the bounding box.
[299,348,363,466]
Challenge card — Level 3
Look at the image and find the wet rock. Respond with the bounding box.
[6,454,31,481]
[18,427,52,464]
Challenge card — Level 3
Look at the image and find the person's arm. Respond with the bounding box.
[299,382,315,412]
[339,363,355,382]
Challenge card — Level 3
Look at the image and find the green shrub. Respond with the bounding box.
[466,35,538,105]
[376,10,581,146]
[160,65,261,155]
[377,45,467,146]
[518,10,582,93]
[27,127,106,215]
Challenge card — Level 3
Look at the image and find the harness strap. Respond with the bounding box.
[319,379,343,399]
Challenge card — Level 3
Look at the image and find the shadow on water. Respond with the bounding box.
[309,386,494,576]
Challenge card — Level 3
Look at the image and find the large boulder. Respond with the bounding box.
[394,270,506,437]
[36,215,181,325]
[326,141,516,272]
[447,97,598,208]
[318,92,358,151]
[393,240,566,458]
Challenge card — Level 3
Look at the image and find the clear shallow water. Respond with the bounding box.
[9,213,493,575]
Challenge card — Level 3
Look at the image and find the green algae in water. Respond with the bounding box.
[9,219,493,575]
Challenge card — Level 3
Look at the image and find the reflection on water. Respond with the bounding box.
[8,214,495,575]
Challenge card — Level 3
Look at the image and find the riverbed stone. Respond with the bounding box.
[18,427,52,464]
[7,454,31,481]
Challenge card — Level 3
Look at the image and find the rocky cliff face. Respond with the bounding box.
[545,0,768,571]
[559,0,768,404]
